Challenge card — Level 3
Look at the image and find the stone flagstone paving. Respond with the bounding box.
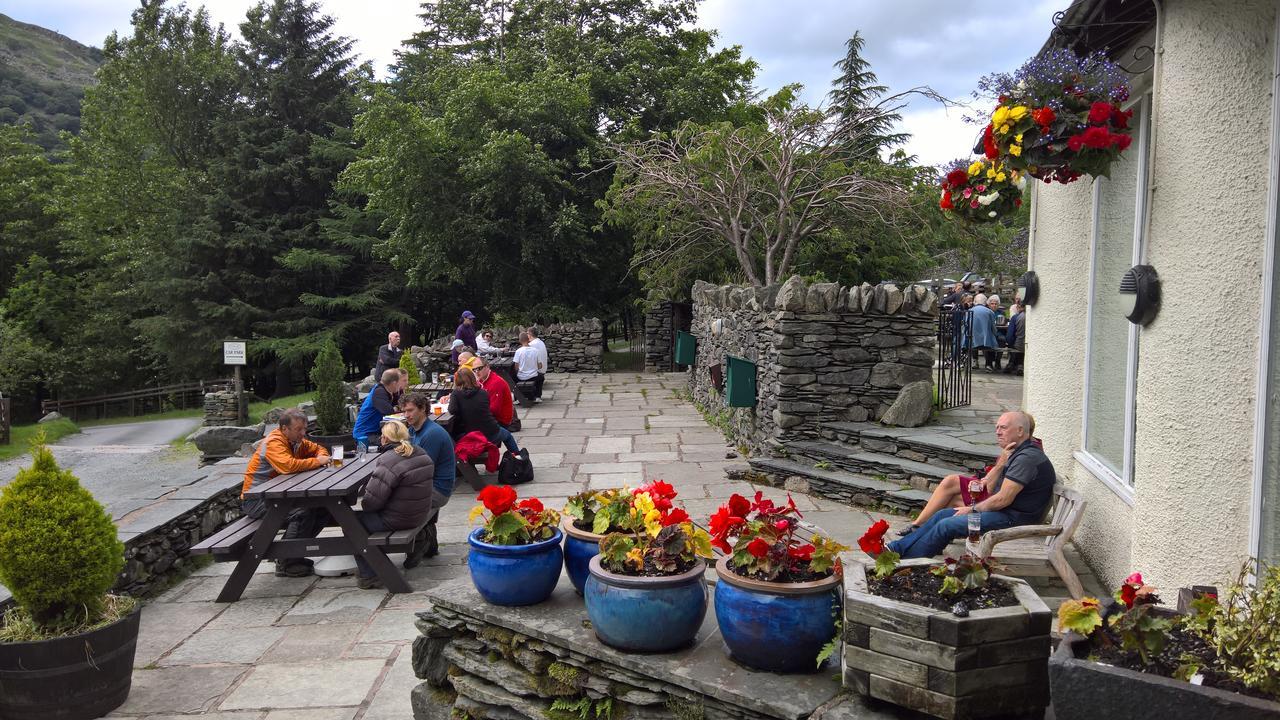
[108,372,894,719]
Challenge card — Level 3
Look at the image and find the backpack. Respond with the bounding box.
[498,448,534,486]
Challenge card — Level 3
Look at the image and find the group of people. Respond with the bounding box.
[449,311,548,402]
[239,401,455,588]
[942,281,1025,375]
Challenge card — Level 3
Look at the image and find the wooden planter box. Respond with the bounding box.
[843,558,1051,720]
[1050,632,1280,720]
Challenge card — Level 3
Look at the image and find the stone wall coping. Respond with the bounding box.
[692,276,938,317]
[420,578,844,718]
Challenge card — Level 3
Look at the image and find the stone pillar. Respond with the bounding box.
[202,390,242,427]
[644,301,674,372]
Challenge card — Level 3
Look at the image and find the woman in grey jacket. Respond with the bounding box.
[355,419,435,589]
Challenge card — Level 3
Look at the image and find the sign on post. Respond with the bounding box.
[223,341,247,366]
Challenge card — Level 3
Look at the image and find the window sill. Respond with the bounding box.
[1073,450,1136,507]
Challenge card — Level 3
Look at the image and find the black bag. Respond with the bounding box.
[507,415,522,433]
[498,448,534,486]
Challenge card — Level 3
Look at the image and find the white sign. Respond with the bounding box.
[223,341,247,366]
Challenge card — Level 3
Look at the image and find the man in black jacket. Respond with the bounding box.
[374,331,404,383]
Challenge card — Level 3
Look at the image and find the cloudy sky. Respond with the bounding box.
[7,0,1064,167]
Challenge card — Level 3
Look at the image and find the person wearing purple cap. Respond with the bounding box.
[454,311,478,364]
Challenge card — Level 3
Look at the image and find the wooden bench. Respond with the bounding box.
[975,482,1086,599]
[191,516,263,560]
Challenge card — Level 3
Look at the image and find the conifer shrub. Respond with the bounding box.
[0,445,124,630]
[398,346,422,385]
[310,338,347,435]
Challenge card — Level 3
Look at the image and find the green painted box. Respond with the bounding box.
[725,355,756,408]
[674,330,697,366]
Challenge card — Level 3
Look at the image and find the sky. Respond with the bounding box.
[6,0,1064,167]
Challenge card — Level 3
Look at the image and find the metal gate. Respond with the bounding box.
[937,308,972,409]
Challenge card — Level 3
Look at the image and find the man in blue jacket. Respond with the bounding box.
[401,391,457,567]
[353,368,405,447]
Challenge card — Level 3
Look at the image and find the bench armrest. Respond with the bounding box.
[976,524,1063,557]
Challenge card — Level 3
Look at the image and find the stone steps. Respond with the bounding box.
[820,421,997,473]
[787,440,968,487]
[743,457,931,514]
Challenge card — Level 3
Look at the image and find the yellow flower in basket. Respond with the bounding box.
[968,161,984,176]
[992,106,1010,127]
[1009,105,1030,121]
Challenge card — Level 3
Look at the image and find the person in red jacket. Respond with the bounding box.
[470,356,514,428]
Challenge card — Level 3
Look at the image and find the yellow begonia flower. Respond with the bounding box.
[995,172,1007,182]
[998,124,1010,135]
[1015,133,1023,143]
[1009,145,1022,157]
[1009,106,1029,121]
[968,161,984,176]
[468,505,486,525]
[625,547,644,570]
[992,106,1010,126]
[632,493,662,536]
[986,168,996,179]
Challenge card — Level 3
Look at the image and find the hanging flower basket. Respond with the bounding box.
[974,49,1134,184]
[939,158,1024,223]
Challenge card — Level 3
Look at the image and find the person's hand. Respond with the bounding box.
[995,441,1018,466]
[954,505,973,516]
[316,452,331,465]
[439,394,451,405]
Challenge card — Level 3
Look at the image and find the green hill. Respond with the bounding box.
[0,13,102,150]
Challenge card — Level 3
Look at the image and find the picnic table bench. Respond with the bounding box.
[190,455,425,602]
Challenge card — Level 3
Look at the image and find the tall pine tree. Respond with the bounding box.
[827,31,908,161]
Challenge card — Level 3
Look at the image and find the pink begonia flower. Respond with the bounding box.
[1125,572,1144,586]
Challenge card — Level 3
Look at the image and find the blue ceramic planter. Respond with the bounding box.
[583,555,707,652]
[713,556,843,673]
[467,528,563,606]
[561,520,602,595]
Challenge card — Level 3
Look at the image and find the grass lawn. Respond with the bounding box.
[247,391,314,423]
[0,419,81,462]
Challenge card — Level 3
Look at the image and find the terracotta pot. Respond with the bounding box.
[713,556,842,673]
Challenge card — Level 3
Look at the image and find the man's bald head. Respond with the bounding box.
[995,411,1032,447]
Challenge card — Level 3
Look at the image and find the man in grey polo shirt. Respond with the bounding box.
[885,411,1056,559]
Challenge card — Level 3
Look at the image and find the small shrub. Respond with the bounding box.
[310,338,347,435]
[1186,562,1280,697]
[399,347,422,385]
[0,445,124,631]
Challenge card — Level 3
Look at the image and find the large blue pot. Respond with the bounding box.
[467,528,563,606]
[713,556,843,673]
[583,555,707,652]
[562,519,603,595]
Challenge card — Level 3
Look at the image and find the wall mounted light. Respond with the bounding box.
[1017,271,1040,307]
[1119,265,1161,326]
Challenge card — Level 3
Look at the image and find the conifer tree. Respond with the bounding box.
[827,31,908,161]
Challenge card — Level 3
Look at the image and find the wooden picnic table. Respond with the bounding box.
[209,456,414,602]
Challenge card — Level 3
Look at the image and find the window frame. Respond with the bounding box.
[1078,92,1152,504]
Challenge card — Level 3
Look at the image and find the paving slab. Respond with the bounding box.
[278,588,386,625]
[133,602,226,667]
[360,651,418,720]
[113,666,247,715]
[262,624,364,663]
[219,659,387,710]
[160,625,288,666]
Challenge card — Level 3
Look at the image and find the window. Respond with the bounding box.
[1081,94,1151,492]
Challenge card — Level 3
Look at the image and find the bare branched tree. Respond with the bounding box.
[605,88,946,287]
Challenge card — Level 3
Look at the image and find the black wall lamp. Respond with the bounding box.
[1017,271,1040,307]
[1119,265,1161,325]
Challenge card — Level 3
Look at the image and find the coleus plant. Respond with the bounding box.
[1058,572,1172,666]
[597,481,712,576]
[469,485,560,546]
[564,488,630,534]
[858,519,900,580]
[710,491,849,582]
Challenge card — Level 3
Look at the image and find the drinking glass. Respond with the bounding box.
[331,444,344,468]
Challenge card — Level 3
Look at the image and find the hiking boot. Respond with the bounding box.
[895,524,918,537]
[357,574,384,590]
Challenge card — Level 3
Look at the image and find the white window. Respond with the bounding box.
[1079,93,1151,497]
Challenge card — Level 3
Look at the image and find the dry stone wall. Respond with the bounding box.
[643,301,674,372]
[689,277,937,455]
[409,319,604,376]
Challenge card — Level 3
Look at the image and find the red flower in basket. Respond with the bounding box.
[1033,106,1055,128]
[945,169,969,188]
[1088,101,1113,124]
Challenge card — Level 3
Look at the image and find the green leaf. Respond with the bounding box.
[1058,599,1104,636]
[873,549,900,580]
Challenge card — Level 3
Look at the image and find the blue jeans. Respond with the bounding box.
[886,508,1020,559]
[496,427,520,454]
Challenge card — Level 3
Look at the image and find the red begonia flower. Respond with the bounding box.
[477,485,517,516]
[1033,106,1056,128]
[857,519,889,556]
[661,508,690,526]
[1120,583,1137,609]
[1088,101,1113,124]
[789,544,815,561]
[946,169,969,188]
[1081,126,1112,149]
[727,493,751,518]
[517,497,543,513]
[747,537,771,558]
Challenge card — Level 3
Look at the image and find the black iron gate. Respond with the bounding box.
[937,308,972,409]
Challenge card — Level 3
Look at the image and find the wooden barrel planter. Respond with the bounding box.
[843,558,1051,720]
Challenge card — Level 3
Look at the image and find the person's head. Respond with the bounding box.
[278,408,309,444]
[381,367,403,387]
[1010,301,1023,315]
[481,330,494,344]
[472,356,491,382]
[986,294,1001,309]
[973,293,987,306]
[527,326,539,339]
[952,282,964,293]
[380,418,414,457]
[995,411,1033,447]
[458,351,476,365]
[519,332,530,346]
[454,366,479,389]
[961,293,973,307]
[450,338,464,353]
[388,331,401,347]
[461,310,475,326]
[402,391,430,427]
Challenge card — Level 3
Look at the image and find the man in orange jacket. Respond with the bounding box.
[241,408,331,577]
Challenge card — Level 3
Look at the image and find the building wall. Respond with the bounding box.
[1026,0,1276,592]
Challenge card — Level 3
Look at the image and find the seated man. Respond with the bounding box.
[402,392,458,567]
[513,332,543,400]
[240,408,330,577]
[885,411,1056,559]
[353,368,405,448]
[470,356,515,429]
